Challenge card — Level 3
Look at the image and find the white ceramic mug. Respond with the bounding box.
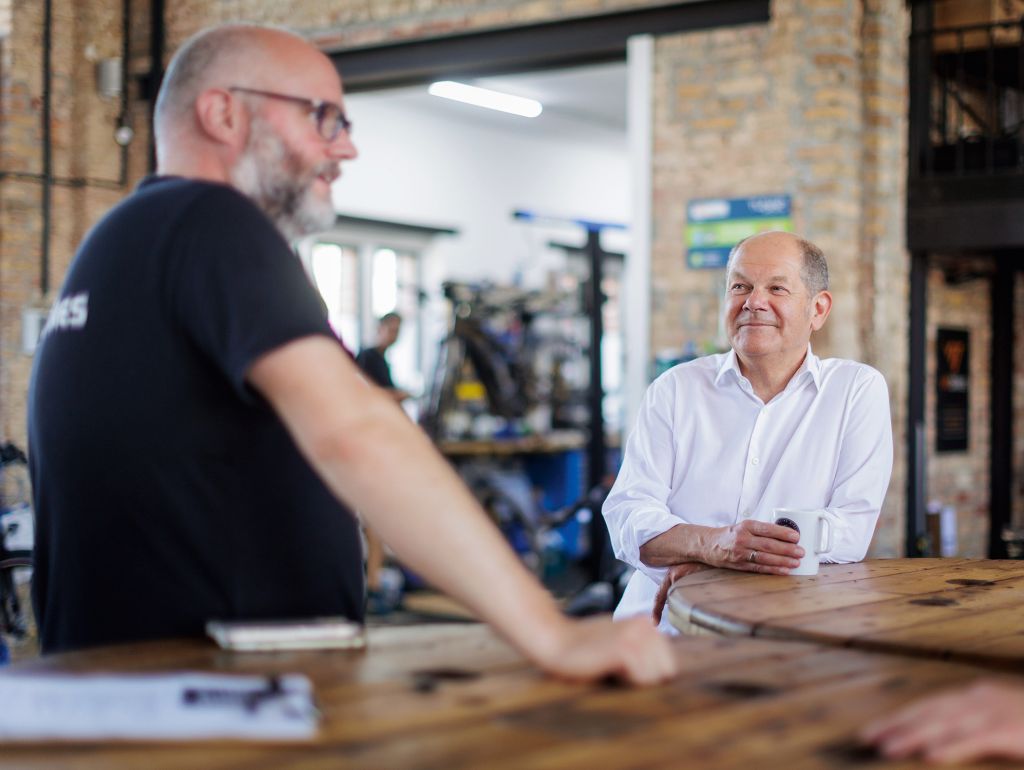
[771,508,834,576]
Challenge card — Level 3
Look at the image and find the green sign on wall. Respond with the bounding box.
[686,195,793,269]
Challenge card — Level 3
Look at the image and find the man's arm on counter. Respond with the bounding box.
[248,335,677,685]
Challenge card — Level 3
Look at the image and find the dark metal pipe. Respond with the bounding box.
[40,0,53,296]
[585,228,606,492]
[905,1,932,558]
[148,0,165,171]
[906,250,928,557]
[1019,18,1024,170]
[955,29,964,176]
[119,0,131,186]
[986,26,995,173]
[907,1,932,179]
[989,257,1014,558]
[2,1,130,197]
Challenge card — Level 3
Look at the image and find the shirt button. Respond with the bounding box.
[751,457,760,466]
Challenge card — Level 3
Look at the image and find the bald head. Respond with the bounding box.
[727,231,829,295]
[152,23,356,238]
[154,24,331,161]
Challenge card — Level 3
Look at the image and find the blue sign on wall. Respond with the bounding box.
[685,195,793,269]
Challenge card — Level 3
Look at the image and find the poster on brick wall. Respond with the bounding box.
[936,327,969,452]
[684,195,793,269]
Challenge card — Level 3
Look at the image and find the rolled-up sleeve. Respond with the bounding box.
[822,367,893,563]
[603,377,684,584]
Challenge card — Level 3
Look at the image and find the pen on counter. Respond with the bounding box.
[183,675,284,713]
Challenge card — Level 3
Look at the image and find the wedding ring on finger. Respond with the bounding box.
[748,550,758,563]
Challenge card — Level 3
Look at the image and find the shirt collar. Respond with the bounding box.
[714,349,743,387]
[800,345,822,390]
[714,344,821,392]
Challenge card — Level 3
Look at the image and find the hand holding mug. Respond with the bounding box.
[700,519,804,575]
[770,508,836,575]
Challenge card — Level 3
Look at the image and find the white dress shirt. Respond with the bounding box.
[604,346,893,633]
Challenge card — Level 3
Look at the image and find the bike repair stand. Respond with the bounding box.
[512,210,626,494]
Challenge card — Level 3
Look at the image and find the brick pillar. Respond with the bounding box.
[0,0,142,448]
[650,0,908,554]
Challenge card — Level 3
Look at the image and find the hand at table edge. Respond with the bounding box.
[652,562,713,625]
[859,679,1024,764]
[529,614,678,686]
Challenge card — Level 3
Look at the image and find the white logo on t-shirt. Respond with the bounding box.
[41,292,89,339]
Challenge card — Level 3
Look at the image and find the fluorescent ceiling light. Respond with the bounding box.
[428,81,543,118]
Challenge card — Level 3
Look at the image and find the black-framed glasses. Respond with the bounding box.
[229,86,353,142]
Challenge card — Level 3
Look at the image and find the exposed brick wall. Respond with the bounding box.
[0,0,149,451]
[165,0,657,53]
[860,0,908,556]
[651,21,782,353]
[3,0,911,557]
[650,0,908,555]
[0,1,664,455]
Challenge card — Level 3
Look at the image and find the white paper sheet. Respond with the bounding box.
[0,672,318,741]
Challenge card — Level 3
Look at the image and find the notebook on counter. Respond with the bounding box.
[206,617,366,652]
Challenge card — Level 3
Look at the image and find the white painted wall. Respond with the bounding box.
[624,35,654,440]
[328,85,631,425]
[334,88,630,290]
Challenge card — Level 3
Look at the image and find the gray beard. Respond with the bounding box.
[230,119,336,241]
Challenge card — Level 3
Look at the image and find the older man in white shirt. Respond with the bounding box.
[604,230,893,632]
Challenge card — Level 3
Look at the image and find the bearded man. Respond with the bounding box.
[26,24,676,686]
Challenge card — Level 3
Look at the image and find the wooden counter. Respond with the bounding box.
[667,558,1024,667]
[438,431,585,457]
[0,623,1013,768]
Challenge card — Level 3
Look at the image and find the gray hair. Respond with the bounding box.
[726,233,829,294]
[153,23,300,137]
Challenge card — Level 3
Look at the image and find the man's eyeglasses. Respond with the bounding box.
[229,86,353,142]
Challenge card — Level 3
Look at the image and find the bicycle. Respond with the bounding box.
[421,282,535,440]
[464,464,627,615]
[0,442,33,659]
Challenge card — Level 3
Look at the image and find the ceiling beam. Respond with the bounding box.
[329,0,770,91]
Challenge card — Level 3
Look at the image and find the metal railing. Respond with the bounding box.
[910,18,1024,178]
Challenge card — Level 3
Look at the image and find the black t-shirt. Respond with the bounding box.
[28,177,365,654]
[355,347,394,389]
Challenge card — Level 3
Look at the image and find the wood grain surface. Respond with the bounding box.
[667,558,1024,667]
[438,431,585,456]
[0,622,1013,768]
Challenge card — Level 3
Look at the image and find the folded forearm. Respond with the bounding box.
[639,523,712,567]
